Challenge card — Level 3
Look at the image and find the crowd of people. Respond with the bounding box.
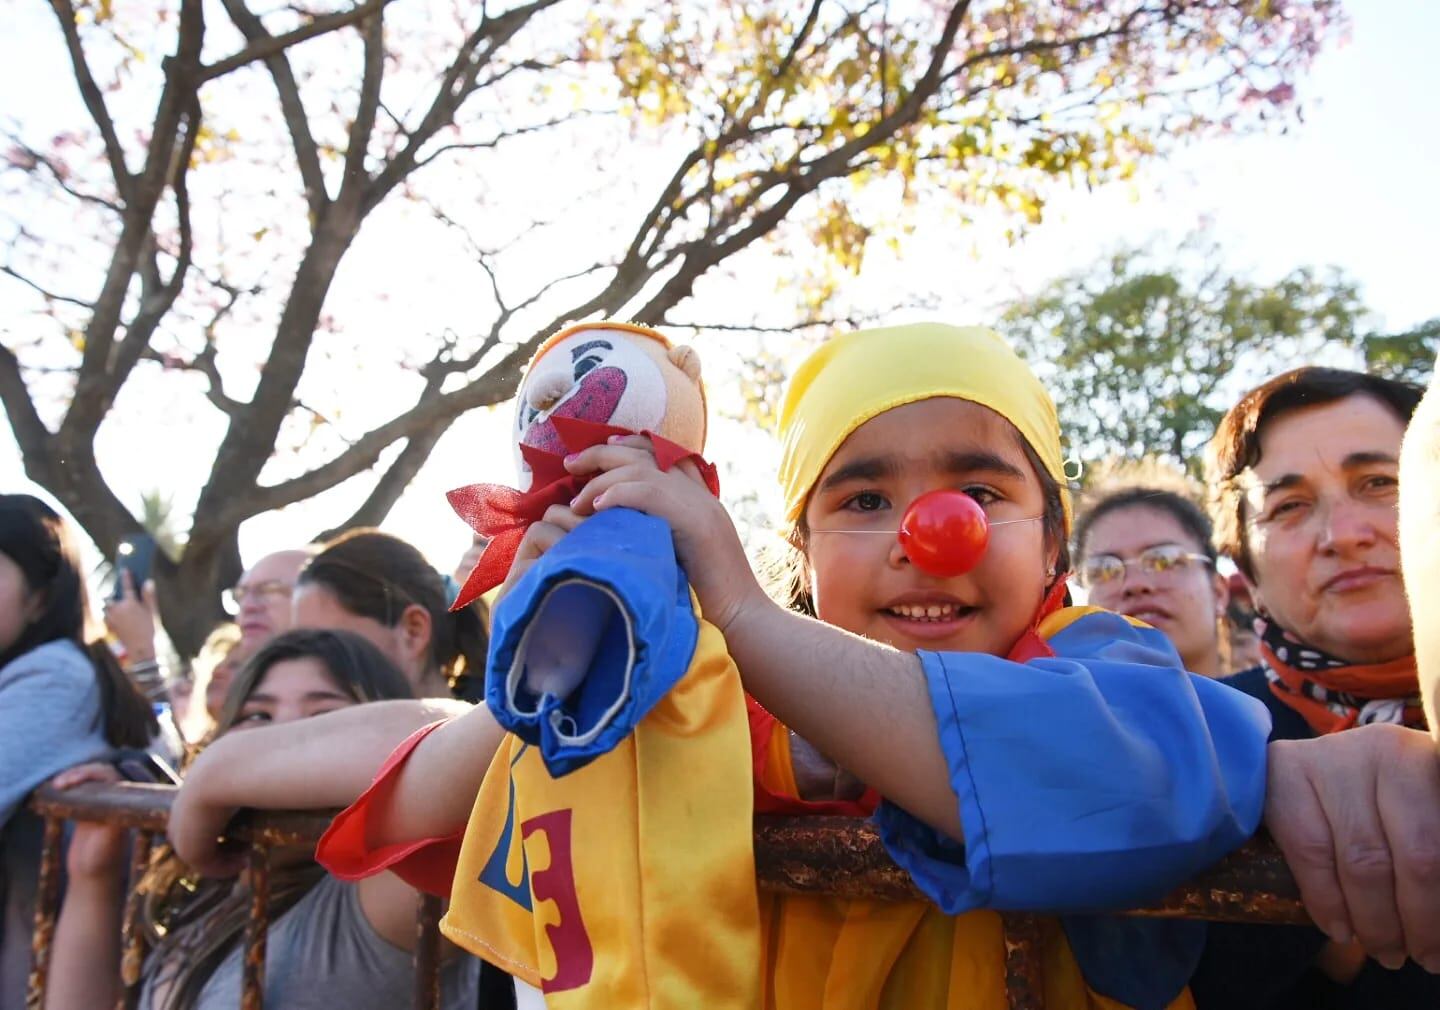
[1,321,1438,1010]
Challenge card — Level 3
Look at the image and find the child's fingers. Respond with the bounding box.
[569,462,658,515]
[496,519,574,604]
[120,570,136,599]
[591,477,677,519]
[142,579,159,611]
[51,762,121,790]
[605,434,654,451]
[541,504,586,533]
[564,441,657,477]
[515,520,569,563]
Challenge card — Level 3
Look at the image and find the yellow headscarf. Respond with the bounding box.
[776,323,1071,527]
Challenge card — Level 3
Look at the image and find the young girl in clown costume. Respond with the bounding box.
[559,322,1268,1008]
[315,322,1269,1009]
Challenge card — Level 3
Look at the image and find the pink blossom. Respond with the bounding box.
[4,145,39,170]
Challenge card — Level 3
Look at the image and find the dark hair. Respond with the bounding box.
[213,627,415,731]
[1074,486,1218,566]
[296,529,487,692]
[1024,436,1072,581]
[0,494,155,748]
[769,427,1072,617]
[142,627,413,1010]
[1205,367,1422,579]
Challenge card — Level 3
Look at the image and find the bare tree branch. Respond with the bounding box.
[410,111,604,172]
[339,7,386,201]
[502,263,613,328]
[58,0,206,449]
[942,4,1158,87]
[209,372,515,527]
[46,0,131,200]
[220,0,329,220]
[363,0,568,212]
[317,424,448,539]
[633,0,977,319]
[3,136,123,213]
[142,342,243,415]
[106,92,203,412]
[192,2,574,546]
[200,0,397,82]
[0,341,140,559]
[773,0,825,80]
[197,0,983,534]
[0,264,95,309]
[0,343,55,476]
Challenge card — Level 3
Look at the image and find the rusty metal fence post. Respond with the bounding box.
[29,783,1312,1010]
[1000,914,1047,1010]
[241,842,271,1010]
[118,829,153,1010]
[414,893,443,1010]
[24,816,63,1010]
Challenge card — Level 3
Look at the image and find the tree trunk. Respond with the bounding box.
[162,531,244,659]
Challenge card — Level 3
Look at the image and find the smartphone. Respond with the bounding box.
[111,533,158,601]
[113,748,183,786]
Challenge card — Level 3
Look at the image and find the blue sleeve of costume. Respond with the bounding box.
[872,612,1270,1010]
[485,508,698,776]
[873,610,1270,912]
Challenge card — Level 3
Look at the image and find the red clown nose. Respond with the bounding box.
[898,490,990,577]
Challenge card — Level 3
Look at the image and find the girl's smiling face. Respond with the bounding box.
[802,398,1058,656]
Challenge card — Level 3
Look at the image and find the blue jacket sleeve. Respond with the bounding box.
[0,640,111,827]
[873,610,1271,914]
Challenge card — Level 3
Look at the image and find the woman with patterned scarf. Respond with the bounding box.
[1191,366,1440,1009]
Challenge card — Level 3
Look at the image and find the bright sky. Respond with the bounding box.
[3,1,1438,583]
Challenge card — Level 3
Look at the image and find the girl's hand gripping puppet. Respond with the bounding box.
[447,322,718,774]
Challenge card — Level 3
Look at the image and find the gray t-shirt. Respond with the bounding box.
[138,875,480,1010]
[1,638,111,1009]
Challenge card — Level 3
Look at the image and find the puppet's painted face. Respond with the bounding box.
[513,329,669,488]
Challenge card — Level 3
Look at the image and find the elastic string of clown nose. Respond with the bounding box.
[809,489,1043,578]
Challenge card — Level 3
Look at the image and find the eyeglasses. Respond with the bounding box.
[1079,545,1213,588]
[223,580,294,614]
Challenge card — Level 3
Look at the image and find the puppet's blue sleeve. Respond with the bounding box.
[873,610,1270,914]
[486,507,697,776]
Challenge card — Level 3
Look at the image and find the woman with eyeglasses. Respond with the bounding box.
[1074,484,1230,677]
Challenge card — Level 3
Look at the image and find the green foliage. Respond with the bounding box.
[137,488,183,561]
[1363,319,1440,386]
[999,244,1430,474]
[582,0,1345,319]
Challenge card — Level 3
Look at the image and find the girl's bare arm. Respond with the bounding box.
[169,698,478,876]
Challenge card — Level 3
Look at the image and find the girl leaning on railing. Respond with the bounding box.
[42,629,482,1010]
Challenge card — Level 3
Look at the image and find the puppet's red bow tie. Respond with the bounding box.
[446,415,720,611]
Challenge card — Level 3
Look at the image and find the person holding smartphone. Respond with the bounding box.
[0,495,159,1009]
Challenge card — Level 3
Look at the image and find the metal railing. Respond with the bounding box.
[27,783,1309,1010]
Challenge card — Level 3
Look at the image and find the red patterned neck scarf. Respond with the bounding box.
[1259,618,1426,735]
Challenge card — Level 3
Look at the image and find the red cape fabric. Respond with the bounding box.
[316,720,461,897]
[446,415,719,611]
